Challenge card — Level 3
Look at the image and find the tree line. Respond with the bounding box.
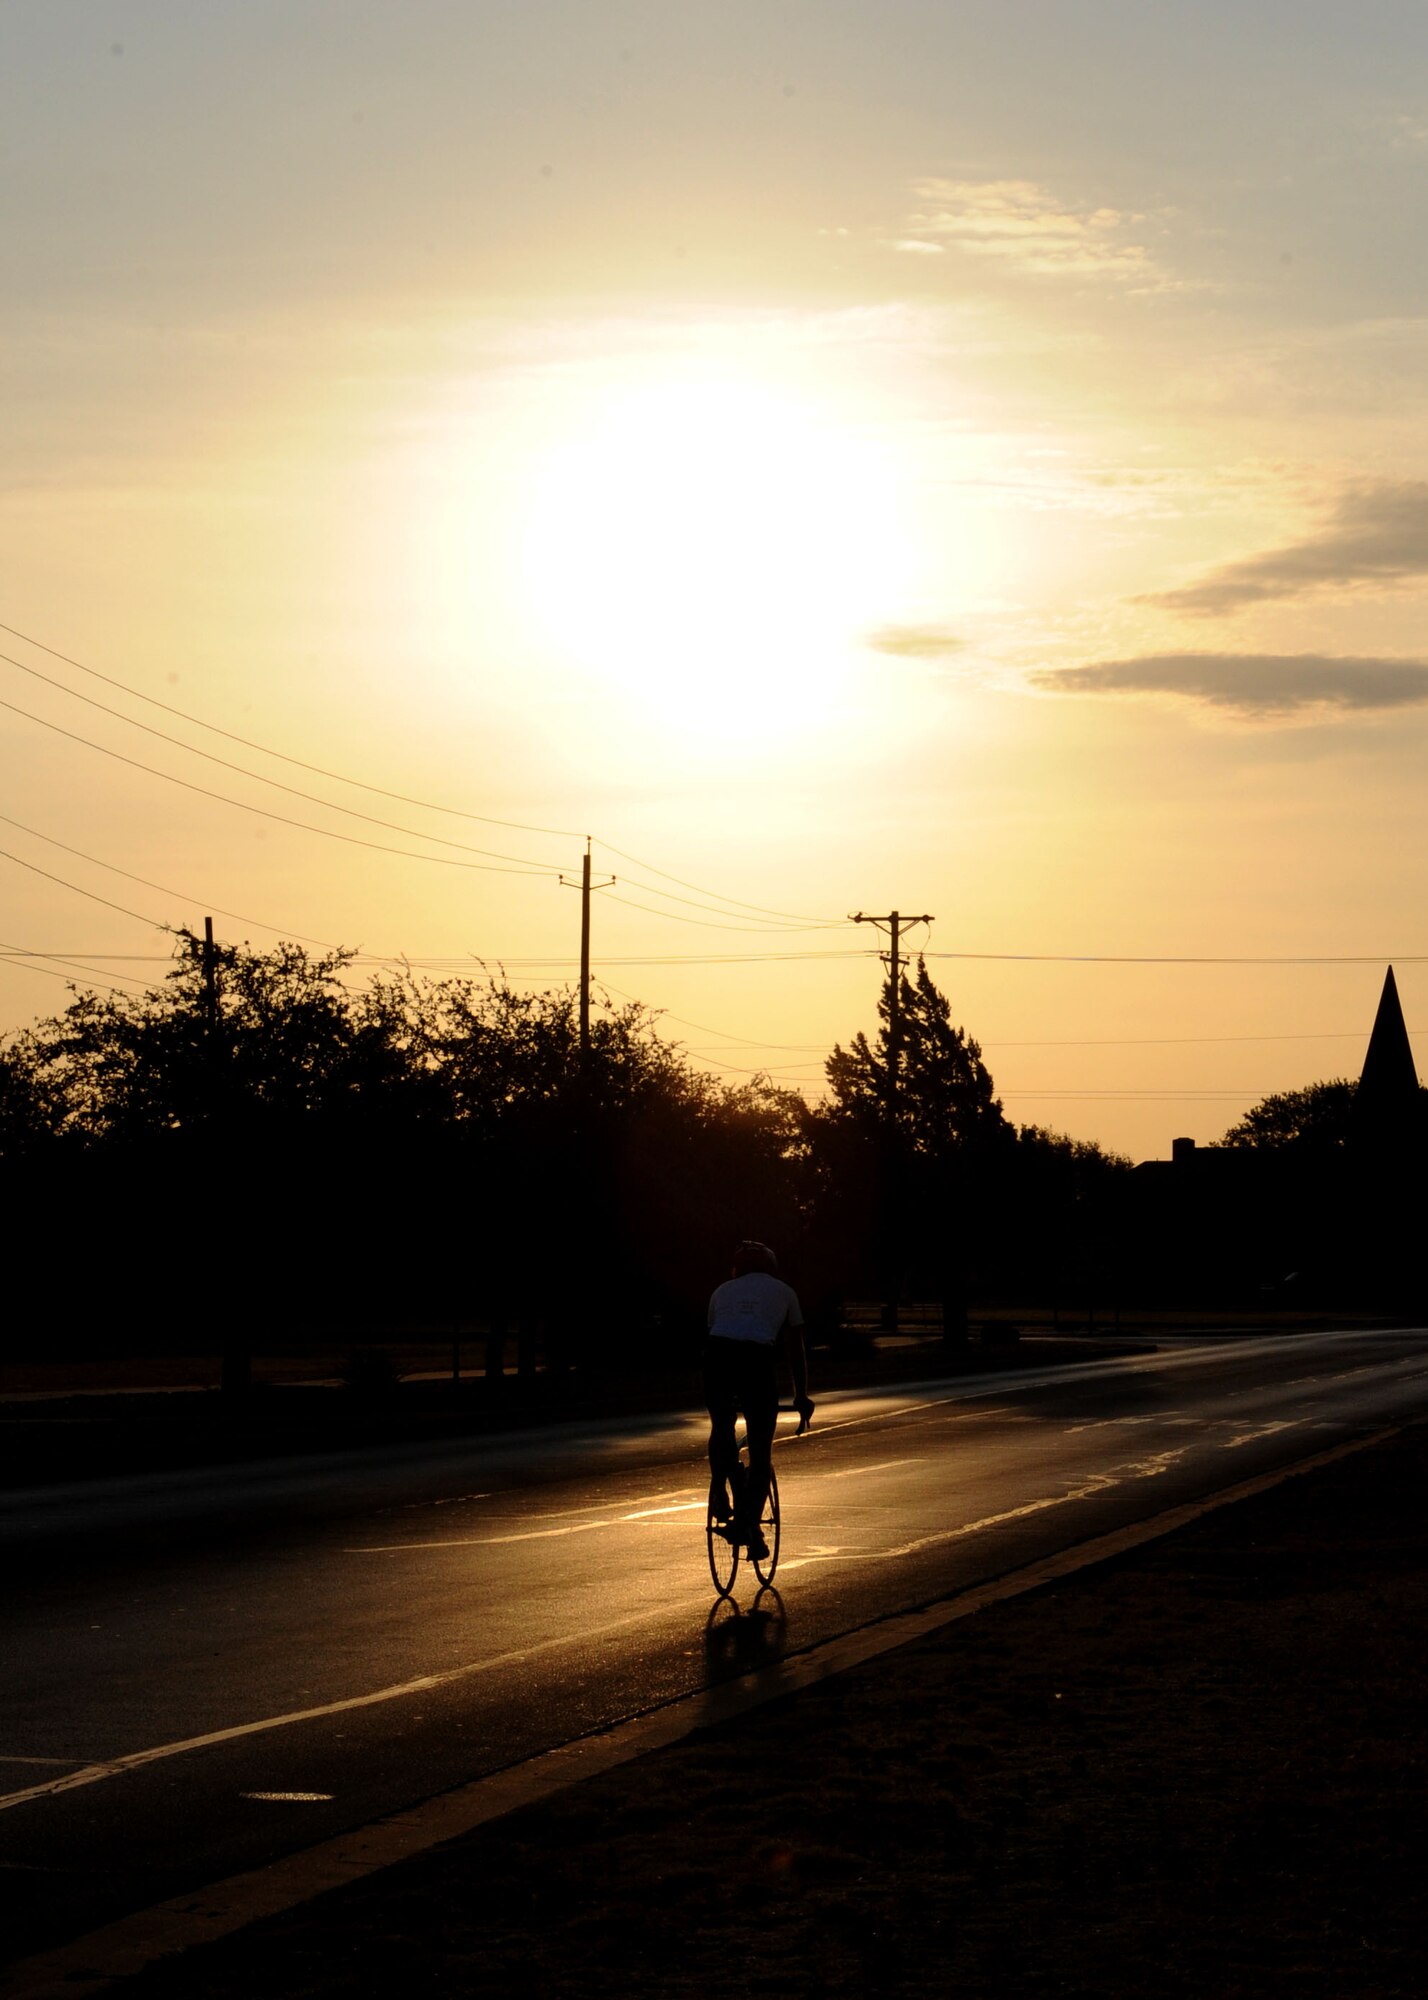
[1,933,1409,1365]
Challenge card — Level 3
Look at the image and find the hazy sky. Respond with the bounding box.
[3,1,1427,1156]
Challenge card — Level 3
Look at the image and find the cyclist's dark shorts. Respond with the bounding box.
[703,1335,778,1420]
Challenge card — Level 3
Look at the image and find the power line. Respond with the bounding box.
[0,650,566,872]
[0,937,151,994]
[5,623,1424,960]
[0,620,845,927]
[2,673,847,932]
[0,844,389,980]
[346,949,872,967]
[0,941,1352,1109]
[982,1029,1380,1048]
[0,961,1401,1051]
[0,954,130,995]
[0,811,337,952]
[0,617,581,840]
[688,1052,827,1078]
[602,890,843,935]
[596,979,831,1050]
[593,837,841,926]
[927,949,1428,966]
[1001,1090,1275,1100]
[595,870,837,928]
[0,844,165,930]
[0,696,564,878]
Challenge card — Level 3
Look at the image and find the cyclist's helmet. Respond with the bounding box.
[733,1239,778,1276]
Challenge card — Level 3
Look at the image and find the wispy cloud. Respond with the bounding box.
[867,623,965,659]
[1032,651,1428,717]
[899,178,1159,283]
[1144,481,1428,616]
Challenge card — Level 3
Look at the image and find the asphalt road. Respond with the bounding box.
[5,1327,1428,1962]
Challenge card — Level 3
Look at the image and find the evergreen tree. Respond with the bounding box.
[823,956,1008,1157]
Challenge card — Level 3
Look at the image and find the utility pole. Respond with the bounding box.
[561,840,615,1065]
[200,916,246,1397]
[555,843,616,1390]
[851,909,934,1334]
[851,910,934,1106]
[202,916,217,1037]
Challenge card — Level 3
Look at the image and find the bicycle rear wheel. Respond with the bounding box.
[707,1479,739,1597]
[752,1463,780,1586]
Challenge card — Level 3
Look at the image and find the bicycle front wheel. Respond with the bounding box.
[752,1463,780,1587]
[707,1481,739,1598]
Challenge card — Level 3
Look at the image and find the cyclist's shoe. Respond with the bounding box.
[745,1530,770,1561]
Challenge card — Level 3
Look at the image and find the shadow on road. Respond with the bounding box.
[704,1588,787,1680]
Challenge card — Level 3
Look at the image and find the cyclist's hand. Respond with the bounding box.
[794,1395,815,1434]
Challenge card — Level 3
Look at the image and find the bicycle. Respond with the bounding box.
[706,1400,812,1599]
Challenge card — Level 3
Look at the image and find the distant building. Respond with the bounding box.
[1126,967,1423,1309]
[1350,964,1423,1157]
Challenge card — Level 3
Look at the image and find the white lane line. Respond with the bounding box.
[775,1348,1350,1452]
[1125,1449,1192,1477]
[827,1459,921,1479]
[349,1491,705,1552]
[0,1599,710,1817]
[0,1757,86,1768]
[779,1393,974,1441]
[352,1520,614,1553]
[780,1446,1193,1572]
[514,1487,701,1524]
[1223,1419,1301,1448]
[1065,1415,1167,1433]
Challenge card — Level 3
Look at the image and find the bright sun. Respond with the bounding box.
[518,374,909,740]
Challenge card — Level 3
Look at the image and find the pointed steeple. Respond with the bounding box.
[1352,966,1422,1152]
[1360,967,1418,1098]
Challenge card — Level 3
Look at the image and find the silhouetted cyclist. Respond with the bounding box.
[706,1240,814,1561]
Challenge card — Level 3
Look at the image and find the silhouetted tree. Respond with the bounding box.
[0,1032,60,1159]
[1011,1124,1133,1309]
[1217,1075,1427,1313]
[0,939,820,1372]
[14,929,406,1145]
[2,934,1159,1369]
[1219,1080,1358,1150]
[814,958,1012,1321]
[823,957,1008,1154]
[6,932,420,1382]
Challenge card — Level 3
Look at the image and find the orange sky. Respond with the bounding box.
[3,2,1427,1156]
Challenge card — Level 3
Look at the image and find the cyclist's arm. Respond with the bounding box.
[784,1315,811,1409]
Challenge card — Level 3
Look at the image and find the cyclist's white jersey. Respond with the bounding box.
[707,1272,803,1346]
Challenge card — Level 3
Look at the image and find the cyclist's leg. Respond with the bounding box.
[735,1347,779,1541]
[703,1337,739,1518]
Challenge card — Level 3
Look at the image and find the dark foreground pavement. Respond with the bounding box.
[87,1424,1428,1997]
